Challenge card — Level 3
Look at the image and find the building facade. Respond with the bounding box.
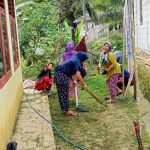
[134,0,150,52]
[0,0,23,149]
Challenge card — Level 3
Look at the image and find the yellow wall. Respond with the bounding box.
[0,67,23,150]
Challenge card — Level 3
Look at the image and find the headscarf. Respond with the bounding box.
[75,51,88,77]
[104,42,112,50]
[101,42,112,64]
[75,51,89,62]
[62,42,76,62]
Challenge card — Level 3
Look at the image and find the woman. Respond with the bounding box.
[117,67,134,91]
[59,42,76,64]
[54,52,88,116]
[59,42,77,98]
[34,63,53,93]
[98,42,121,103]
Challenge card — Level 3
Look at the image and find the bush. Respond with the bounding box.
[21,62,43,80]
[138,63,150,102]
[109,31,123,51]
[90,31,123,52]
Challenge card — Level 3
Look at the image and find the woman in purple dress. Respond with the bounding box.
[59,42,78,98]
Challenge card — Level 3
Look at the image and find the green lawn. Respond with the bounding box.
[49,73,150,150]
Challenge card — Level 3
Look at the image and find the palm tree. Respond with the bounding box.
[51,0,97,42]
[94,0,124,24]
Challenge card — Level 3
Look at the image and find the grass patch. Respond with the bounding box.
[138,63,150,102]
[49,73,150,150]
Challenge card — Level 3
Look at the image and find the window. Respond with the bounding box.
[139,0,143,25]
[9,0,19,70]
[0,1,11,88]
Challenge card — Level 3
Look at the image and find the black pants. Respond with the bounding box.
[54,71,69,111]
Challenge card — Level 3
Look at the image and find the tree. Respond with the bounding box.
[51,0,98,42]
[17,0,72,65]
[94,0,124,24]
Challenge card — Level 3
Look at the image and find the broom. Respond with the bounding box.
[82,85,104,105]
[75,84,90,112]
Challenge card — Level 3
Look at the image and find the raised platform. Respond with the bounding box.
[12,89,56,150]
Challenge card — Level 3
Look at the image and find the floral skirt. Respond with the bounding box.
[106,74,120,97]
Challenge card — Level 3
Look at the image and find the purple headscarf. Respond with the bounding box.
[61,42,76,62]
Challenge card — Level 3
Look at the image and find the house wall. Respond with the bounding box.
[0,0,23,149]
[0,68,22,150]
[134,0,150,52]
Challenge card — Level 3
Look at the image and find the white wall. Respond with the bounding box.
[134,0,150,52]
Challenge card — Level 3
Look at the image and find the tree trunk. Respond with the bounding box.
[71,28,76,43]
[52,41,61,58]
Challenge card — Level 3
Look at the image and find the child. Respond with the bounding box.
[34,63,53,93]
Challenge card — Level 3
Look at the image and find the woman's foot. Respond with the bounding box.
[117,88,122,96]
[65,110,77,116]
[106,99,115,103]
[117,91,122,96]
[68,108,73,111]
[105,96,110,100]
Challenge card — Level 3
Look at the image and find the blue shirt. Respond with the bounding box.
[119,68,130,78]
[114,51,123,64]
[123,69,130,78]
[56,52,88,77]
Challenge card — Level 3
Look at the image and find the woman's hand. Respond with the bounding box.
[82,83,87,89]
[97,66,101,74]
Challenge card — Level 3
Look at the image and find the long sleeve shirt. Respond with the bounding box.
[101,52,121,79]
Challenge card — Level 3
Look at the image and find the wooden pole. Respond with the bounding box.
[122,7,126,97]
[124,0,138,100]
[130,0,138,100]
[133,121,144,150]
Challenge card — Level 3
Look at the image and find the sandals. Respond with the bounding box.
[65,110,77,116]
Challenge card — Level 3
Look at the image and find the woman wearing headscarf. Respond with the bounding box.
[97,42,121,103]
[59,42,78,98]
[59,42,76,64]
[54,52,88,116]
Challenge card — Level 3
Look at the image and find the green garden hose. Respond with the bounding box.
[24,93,86,150]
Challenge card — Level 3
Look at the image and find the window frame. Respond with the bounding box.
[8,0,20,71]
[0,5,12,89]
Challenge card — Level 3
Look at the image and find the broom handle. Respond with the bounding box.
[75,84,79,107]
[81,84,103,104]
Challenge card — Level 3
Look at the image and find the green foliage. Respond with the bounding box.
[138,63,150,102]
[75,21,83,44]
[21,61,42,79]
[94,0,124,24]
[90,31,123,52]
[17,0,72,65]
[109,31,123,51]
